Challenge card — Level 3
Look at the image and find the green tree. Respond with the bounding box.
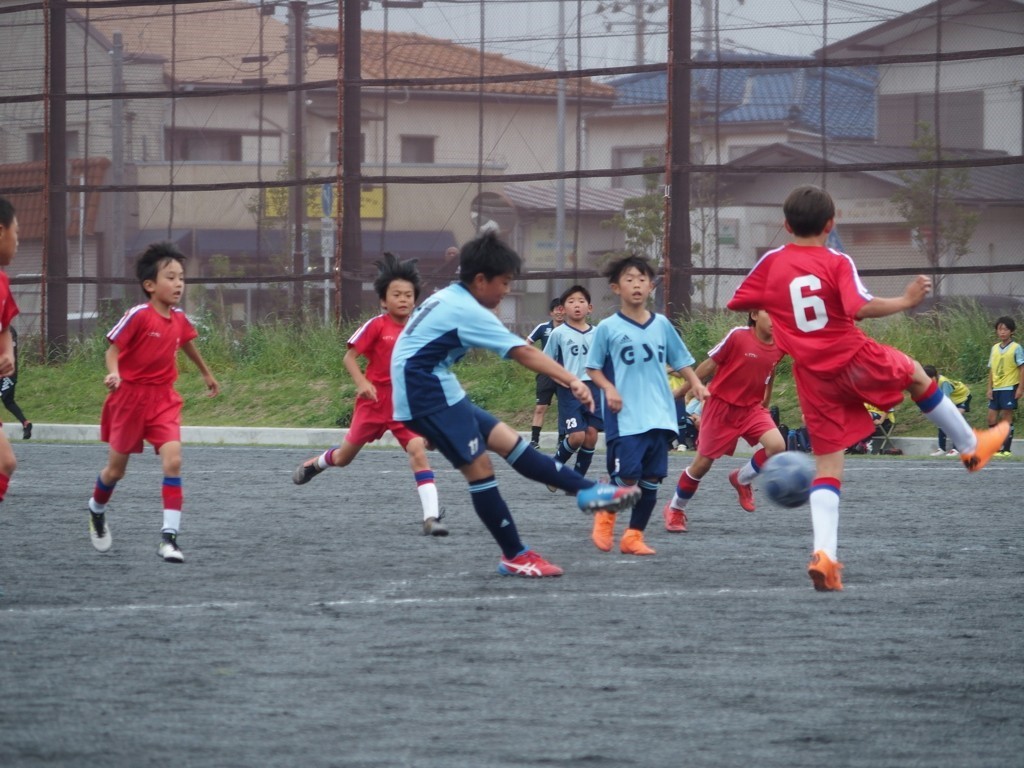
[891,123,979,297]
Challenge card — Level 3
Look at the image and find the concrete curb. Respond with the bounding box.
[8,423,947,456]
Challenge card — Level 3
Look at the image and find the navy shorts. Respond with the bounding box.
[404,398,500,469]
[555,381,604,435]
[606,429,674,482]
[989,390,1018,411]
[535,373,557,406]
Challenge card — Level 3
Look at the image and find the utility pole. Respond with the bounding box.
[665,0,692,317]
[110,32,126,300]
[47,0,69,353]
[288,1,307,315]
[338,0,362,318]
[555,0,566,292]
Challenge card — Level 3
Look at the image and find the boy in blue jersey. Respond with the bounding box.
[586,255,707,555]
[391,233,640,578]
[525,297,564,448]
[544,285,601,481]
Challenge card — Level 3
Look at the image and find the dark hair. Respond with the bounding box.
[548,297,563,312]
[995,315,1016,333]
[923,364,938,379]
[747,311,758,327]
[458,232,521,284]
[373,252,421,300]
[0,197,15,228]
[602,254,655,284]
[560,284,591,305]
[136,241,186,297]
[783,185,836,237]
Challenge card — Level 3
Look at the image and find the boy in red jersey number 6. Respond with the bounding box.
[728,185,1007,591]
[87,243,220,563]
[0,198,23,552]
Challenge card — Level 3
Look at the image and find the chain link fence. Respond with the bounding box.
[0,0,1021,347]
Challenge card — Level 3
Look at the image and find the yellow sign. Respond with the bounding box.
[262,185,384,219]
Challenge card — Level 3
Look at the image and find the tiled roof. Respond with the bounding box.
[727,142,1024,203]
[0,158,111,239]
[608,54,877,140]
[79,3,613,101]
[501,184,637,213]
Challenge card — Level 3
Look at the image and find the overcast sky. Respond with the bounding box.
[308,0,936,71]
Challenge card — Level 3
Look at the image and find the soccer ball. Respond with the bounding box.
[760,451,815,508]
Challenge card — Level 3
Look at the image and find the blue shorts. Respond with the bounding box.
[555,381,604,435]
[989,390,1018,411]
[404,398,500,468]
[606,429,674,482]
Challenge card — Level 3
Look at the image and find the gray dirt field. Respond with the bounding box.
[0,442,1021,768]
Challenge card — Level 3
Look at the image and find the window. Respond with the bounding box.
[401,135,435,164]
[611,146,665,189]
[28,131,79,161]
[166,129,243,162]
[878,91,983,149]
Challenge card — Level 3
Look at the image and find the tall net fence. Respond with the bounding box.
[0,0,1021,347]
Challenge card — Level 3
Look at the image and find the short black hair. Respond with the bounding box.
[602,254,655,284]
[373,252,422,300]
[548,297,563,312]
[995,315,1016,333]
[458,232,521,284]
[783,185,836,237]
[923,364,938,379]
[136,241,186,297]
[560,284,591,306]
[0,197,15,228]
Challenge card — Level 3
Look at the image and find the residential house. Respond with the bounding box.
[0,0,619,331]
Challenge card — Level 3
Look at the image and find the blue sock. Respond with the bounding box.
[506,439,594,493]
[554,436,577,465]
[628,480,660,531]
[469,476,523,559]
[574,446,595,476]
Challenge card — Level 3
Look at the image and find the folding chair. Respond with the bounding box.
[866,405,899,454]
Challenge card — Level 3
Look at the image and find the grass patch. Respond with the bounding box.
[14,303,1012,437]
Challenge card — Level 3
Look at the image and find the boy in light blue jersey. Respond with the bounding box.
[544,284,602,481]
[391,233,639,578]
[586,255,707,555]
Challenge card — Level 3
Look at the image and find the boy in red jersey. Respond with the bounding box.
[88,242,220,562]
[662,309,786,532]
[728,185,1007,591]
[0,198,22,531]
[291,253,447,536]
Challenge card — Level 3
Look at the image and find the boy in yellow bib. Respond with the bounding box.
[987,316,1024,456]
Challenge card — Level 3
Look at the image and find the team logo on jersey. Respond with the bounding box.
[618,342,664,365]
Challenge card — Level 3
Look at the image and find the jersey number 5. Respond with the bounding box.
[789,275,828,332]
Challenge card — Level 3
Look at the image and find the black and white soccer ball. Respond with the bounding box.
[760,451,815,508]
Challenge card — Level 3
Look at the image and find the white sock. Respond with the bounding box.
[737,459,758,485]
[923,396,976,453]
[418,482,440,520]
[88,498,106,514]
[162,509,182,534]
[316,449,333,470]
[810,487,840,560]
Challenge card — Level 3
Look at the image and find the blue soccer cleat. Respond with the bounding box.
[576,483,640,514]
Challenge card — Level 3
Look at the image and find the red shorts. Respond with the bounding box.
[345,387,421,449]
[100,382,183,454]
[794,339,914,455]
[696,397,778,459]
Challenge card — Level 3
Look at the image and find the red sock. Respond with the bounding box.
[93,476,116,505]
[162,477,183,510]
[0,472,8,503]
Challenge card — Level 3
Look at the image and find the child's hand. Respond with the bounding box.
[569,379,594,412]
[356,381,378,402]
[903,275,932,307]
[204,373,220,397]
[104,372,121,391]
[604,386,623,413]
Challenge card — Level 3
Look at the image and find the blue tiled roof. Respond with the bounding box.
[607,54,877,140]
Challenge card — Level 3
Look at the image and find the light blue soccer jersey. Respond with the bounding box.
[543,323,594,381]
[586,312,695,440]
[391,282,526,421]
